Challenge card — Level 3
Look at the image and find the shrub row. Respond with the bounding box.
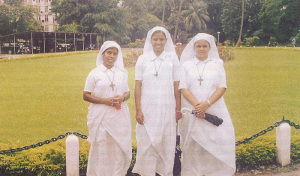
[1,136,300,175]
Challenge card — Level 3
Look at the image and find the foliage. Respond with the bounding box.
[123,49,143,68]
[223,40,232,46]
[268,37,277,46]
[236,136,277,171]
[0,2,42,36]
[277,0,300,42]
[2,135,300,174]
[221,0,242,44]
[51,0,129,44]
[127,39,145,48]
[217,45,234,62]
[122,0,162,42]
[181,0,210,36]
[258,0,282,43]
[244,36,262,46]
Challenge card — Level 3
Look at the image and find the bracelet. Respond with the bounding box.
[207,99,211,107]
[176,109,181,113]
[123,96,126,102]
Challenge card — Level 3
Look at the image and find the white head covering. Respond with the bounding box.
[96,41,124,69]
[180,33,220,65]
[143,26,176,55]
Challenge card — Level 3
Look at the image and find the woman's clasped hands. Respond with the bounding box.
[194,101,210,119]
[105,95,123,109]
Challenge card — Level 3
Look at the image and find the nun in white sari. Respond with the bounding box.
[179,33,236,176]
[132,26,181,176]
[83,41,132,176]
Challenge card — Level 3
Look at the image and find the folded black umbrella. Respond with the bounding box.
[181,108,223,126]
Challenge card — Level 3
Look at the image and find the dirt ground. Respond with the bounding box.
[235,163,300,176]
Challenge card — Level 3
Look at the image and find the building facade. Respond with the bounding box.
[24,0,58,32]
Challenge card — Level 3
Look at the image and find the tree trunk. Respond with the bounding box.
[236,0,244,46]
[162,0,165,24]
[173,0,184,42]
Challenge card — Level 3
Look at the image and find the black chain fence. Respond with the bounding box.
[236,117,300,146]
[0,132,87,155]
[0,117,299,154]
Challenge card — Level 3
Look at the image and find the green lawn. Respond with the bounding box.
[0,48,300,147]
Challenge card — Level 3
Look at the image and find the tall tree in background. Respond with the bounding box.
[181,0,210,37]
[123,0,162,42]
[243,0,263,38]
[221,0,242,44]
[277,0,300,42]
[258,0,282,43]
[173,0,184,42]
[51,0,129,43]
[206,0,224,41]
[0,0,42,36]
[236,0,244,46]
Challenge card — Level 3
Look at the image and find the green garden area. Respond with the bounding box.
[1,48,300,174]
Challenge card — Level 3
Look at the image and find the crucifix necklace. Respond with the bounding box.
[105,70,115,91]
[154,58,163,77]
[196,62,207,86]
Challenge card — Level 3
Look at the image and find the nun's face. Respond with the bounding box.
[151,32,167,55]
[102,47,118,69]
[194,40,210,61]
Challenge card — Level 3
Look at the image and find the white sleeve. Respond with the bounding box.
[179,64,188,90]
[216,60,227,89]
[84,70,96,92]
[135,56,144,81]
[173,54,181,82]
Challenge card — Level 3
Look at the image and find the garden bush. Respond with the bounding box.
[1,136,300,175]
[127,39,145,48]
[245,36,261,46]
[218,46,234,62]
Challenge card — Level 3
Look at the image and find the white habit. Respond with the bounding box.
[179,33,236,176]
[132,51,180,176]
[84,41,132,176]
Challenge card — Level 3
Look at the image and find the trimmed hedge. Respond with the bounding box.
[1,136,300,175]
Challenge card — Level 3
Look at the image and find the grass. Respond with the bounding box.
[0,48,300,147]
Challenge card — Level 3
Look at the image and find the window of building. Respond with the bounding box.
[45,6,48,12]
[45,15,48,22]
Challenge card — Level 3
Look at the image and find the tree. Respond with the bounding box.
[51,0,130,43]
[123,0,162,42]
[236,0,244,46]
[221,0,242,44]
[0,1,42,36]
[181,0,210,37]
[206,0,224,40]
[258,0,282,43]
[277,0,300,42]
[173,0,184,42]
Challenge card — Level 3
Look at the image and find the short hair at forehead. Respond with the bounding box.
[151,30,167,39]
[103,47,119,54]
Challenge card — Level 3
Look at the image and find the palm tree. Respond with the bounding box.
[181,0,210,36]
[173,0,184,42]
[236,0,244,46]
[162,0,166,24]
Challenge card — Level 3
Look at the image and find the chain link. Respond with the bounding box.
[1,118,299,154]
[0,132,88,155]
[236,117,299,146]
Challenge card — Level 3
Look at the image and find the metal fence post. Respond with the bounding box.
[66,134,79,176]
[276,123,291,166]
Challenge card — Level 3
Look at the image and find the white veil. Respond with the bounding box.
[180,33,220,65]
[96,41,124,69]
[143,26,176,55]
